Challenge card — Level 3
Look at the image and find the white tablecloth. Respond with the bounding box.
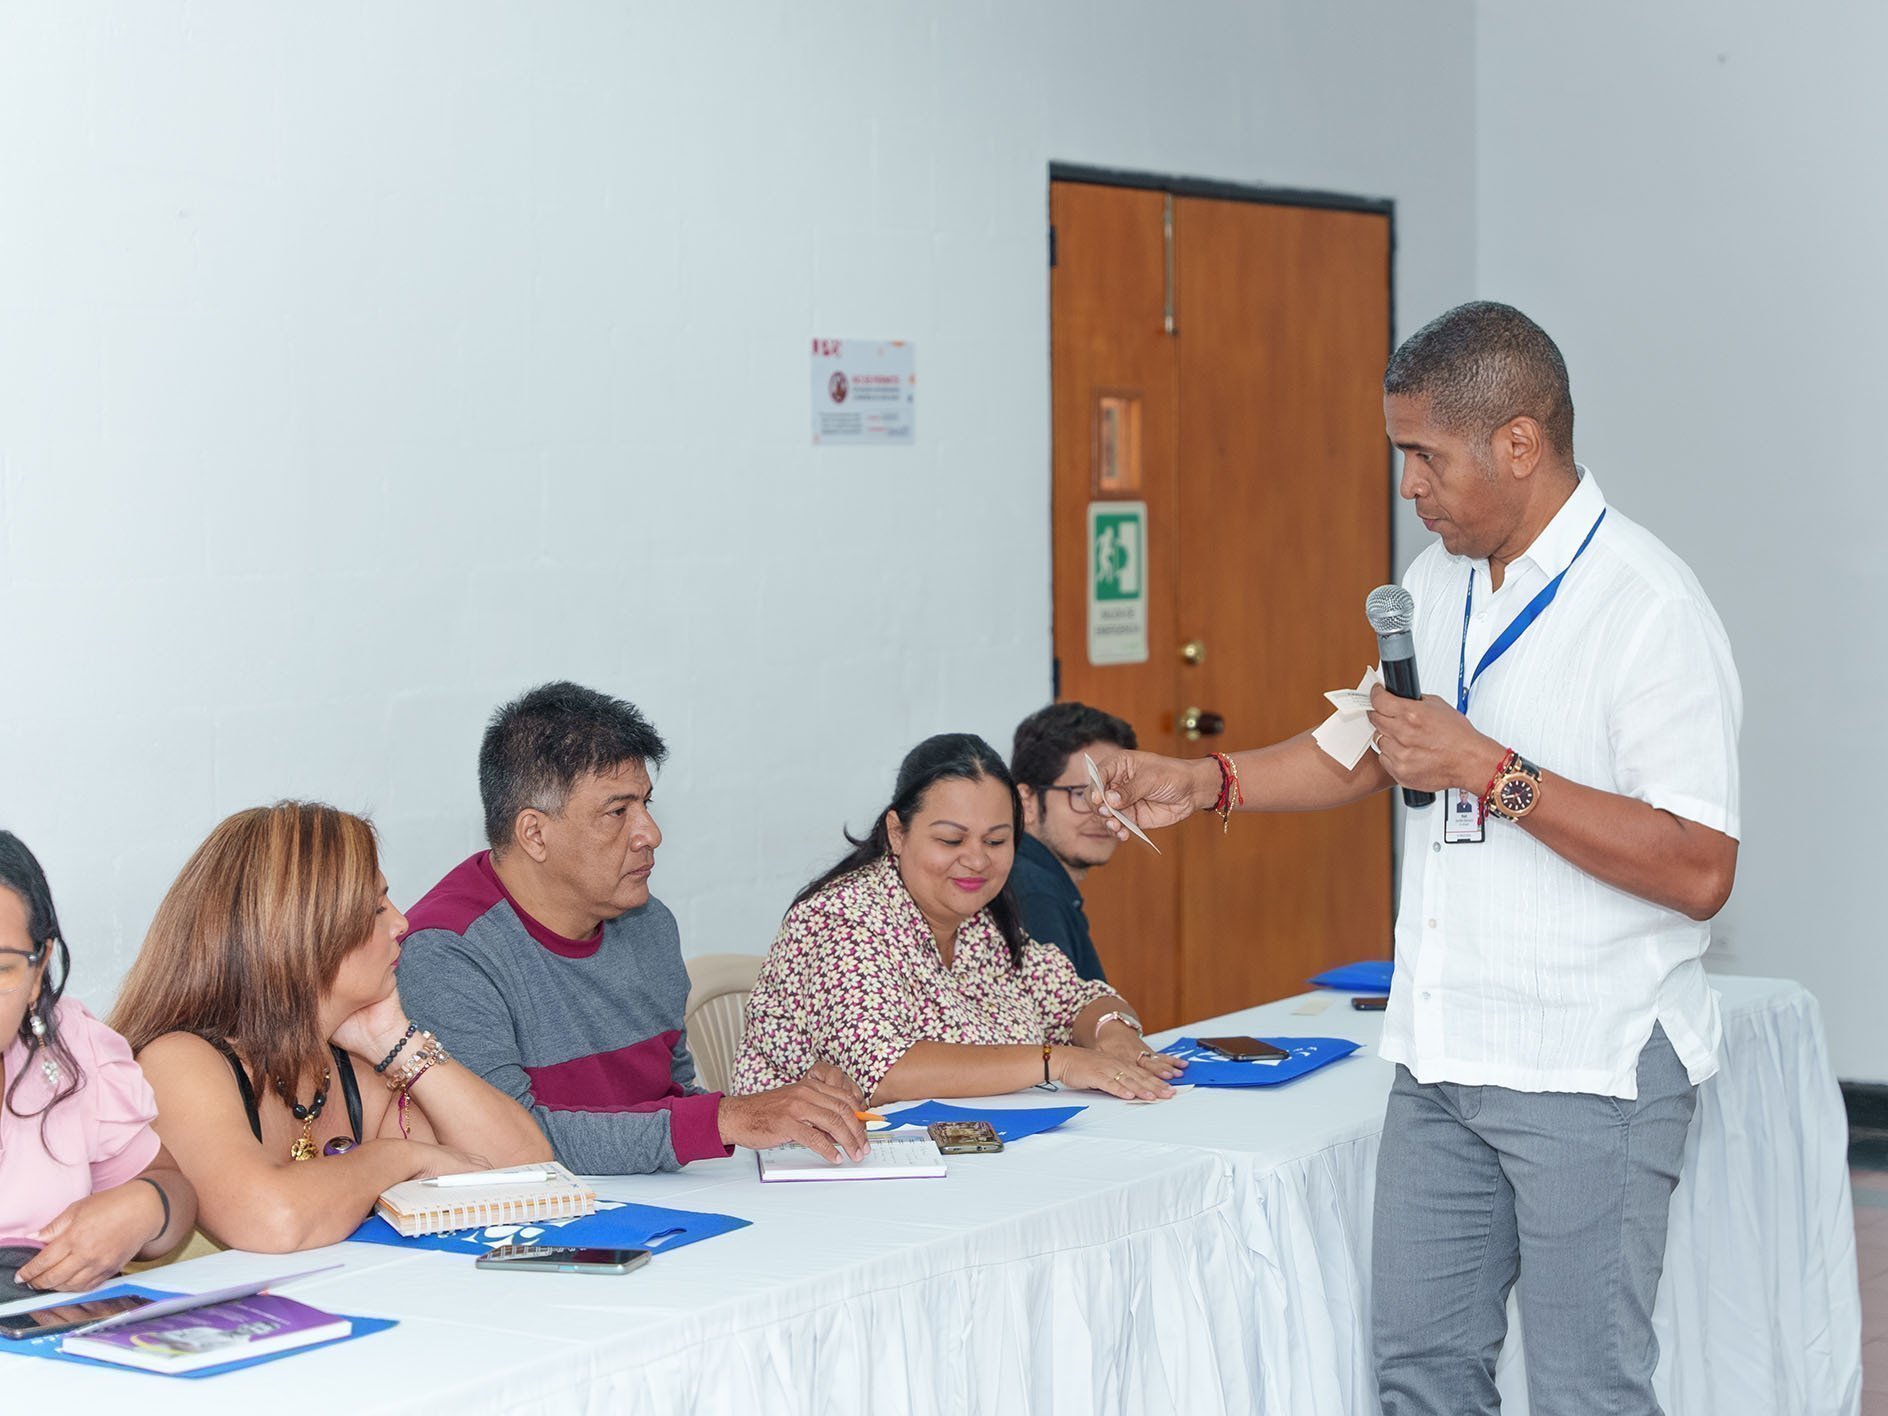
[1054,973,1863,1415]
[1,976,1859,1415]
[3,1137,1256,1415]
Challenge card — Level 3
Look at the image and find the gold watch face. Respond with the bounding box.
[1496,774,1538,817]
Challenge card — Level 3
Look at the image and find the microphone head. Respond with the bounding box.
[1364,584,1415,635]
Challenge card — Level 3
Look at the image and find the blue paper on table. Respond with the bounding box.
[1159,1036,1362,1087]
[0,1283,395,1379]
[1309,959,1393,992]
[882,1100,1086,1143]
[348,1197,750,1255]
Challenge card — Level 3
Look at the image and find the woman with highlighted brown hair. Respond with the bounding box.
[114,803,551,1253]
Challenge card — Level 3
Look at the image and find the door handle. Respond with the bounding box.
[1180,707,1225,742]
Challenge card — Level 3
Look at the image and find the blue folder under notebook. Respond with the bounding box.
[0,1283,395,1379]
[1158,1036,1361,1087]
[1309,959,1394,992]
[348,1197,750,1255]
[881,1101,1086,1142]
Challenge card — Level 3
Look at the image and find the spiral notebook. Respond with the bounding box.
[374,1162,596,1237]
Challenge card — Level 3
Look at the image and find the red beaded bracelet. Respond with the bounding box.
[1480,749,1516,813]
[1210,752,1244,831]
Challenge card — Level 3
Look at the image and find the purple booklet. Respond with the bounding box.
[60,1294,350,1374]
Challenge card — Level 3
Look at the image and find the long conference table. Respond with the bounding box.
[2,975,1862,1414]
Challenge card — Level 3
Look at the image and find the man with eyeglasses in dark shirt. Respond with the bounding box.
[1007,703,1139,983]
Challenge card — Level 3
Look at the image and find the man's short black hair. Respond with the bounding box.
[479,681,669,850]
[1010,702,1138,789]
[1383,300,1575,457]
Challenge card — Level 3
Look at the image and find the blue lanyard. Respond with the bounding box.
[1456,510,1606,714]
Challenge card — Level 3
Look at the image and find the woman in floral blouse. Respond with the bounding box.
[733,734,1185,1104]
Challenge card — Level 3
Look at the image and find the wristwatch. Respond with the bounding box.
[1484,752,1544,821]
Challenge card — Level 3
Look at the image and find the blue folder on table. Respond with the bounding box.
[1309,959,1393,992]
[348,1197,749,1256]
[882,1101,1085,1143]
[1159,1036,1361,1087]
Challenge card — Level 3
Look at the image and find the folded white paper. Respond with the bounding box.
[1312,666,1385,770]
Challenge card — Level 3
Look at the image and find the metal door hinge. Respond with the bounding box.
[1162,194,1175,335]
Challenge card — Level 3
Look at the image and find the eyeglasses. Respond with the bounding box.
[0,945,46,995]
[1034,785,1099,816]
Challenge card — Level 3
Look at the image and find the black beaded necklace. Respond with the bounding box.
[278,1068,331,1162]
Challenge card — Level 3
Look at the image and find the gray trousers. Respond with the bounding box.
[1372,1026,1697,1416]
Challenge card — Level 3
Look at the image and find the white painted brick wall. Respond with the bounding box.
[1478,2,1888,1081]
[0,1,1477,1010]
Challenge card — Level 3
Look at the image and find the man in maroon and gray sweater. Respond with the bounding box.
[398,681,866,1175]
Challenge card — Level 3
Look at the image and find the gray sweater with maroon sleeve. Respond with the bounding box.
[394,852,731,1175]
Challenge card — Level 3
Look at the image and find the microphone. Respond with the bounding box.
[1364,585,1436,809]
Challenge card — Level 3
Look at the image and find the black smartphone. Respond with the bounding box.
[1196,1035,1290,1061]
[1351,996,1390,1011]
[0,1294,152,1340]
[474,1245,651,1275]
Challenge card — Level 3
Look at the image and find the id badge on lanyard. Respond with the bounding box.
[1443,786,1485,843]
[1446,508,1607,845]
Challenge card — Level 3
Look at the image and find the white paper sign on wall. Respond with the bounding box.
[1087,500,1148,666]
[810,338,915,445]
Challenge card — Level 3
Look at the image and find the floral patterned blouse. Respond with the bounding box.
[732,856,1118,1101]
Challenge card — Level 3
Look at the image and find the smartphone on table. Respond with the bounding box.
[1352,996,1390,1012]
[1196,1036,1290,1062]
[0,1294,152,1340]
[475,1245,651,1275]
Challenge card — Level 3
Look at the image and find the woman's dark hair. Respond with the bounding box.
[795,733,1029,967]
[0,830,86,1130]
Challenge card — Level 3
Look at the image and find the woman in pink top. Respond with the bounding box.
[733,734,1186,1105]
[0,831,196,1302]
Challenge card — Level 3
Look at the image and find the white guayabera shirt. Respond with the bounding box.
[1381,469,1742,1099]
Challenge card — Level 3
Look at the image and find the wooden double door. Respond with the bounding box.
[1049,176,1394,1031]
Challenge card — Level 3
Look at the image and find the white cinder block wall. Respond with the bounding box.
[0,4,1476,1013]
[1476,3,1888,1082]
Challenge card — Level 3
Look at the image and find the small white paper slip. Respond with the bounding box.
[1313,714,1378,771]
[1083,752,1162,855]
[1323,664,1384,715]
[1292,994,1336,1016]
[1313,666,1386,770]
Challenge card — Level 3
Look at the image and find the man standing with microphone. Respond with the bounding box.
[1095,302,1740,1416]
